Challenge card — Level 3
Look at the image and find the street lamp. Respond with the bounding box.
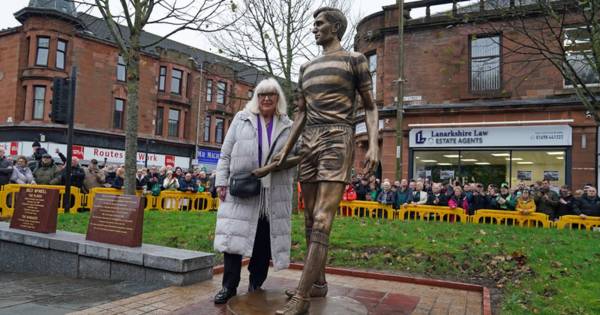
[144,138,155,168]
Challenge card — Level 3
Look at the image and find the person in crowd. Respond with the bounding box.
[410,181,428,205]
[448,185,469,213]
[515,189,536,214]
[209,170,217,198]
[103,165,117,187]
[33,153,60,185]
[494,183,515,210]
[485,186,498,209]
[213,78,295,304]
[342,184,357,201]
[30,141,48,163]
[377,181,395,206]
[174,166,183,179]
[0,148,13,186]
[354,177,370,201]
[179,172,197,192]
[111,167,125,189]
[468,183,486,214]
[573,189,584,199]
[408,180,416,191]
[135,168,148,190]
[556,186,574,218]
[163,170,179,191]
[424,179,432,194]
[11,156,35,184]
[196,170,210,192]
[534,179,560,220]
[427,182,448,206]
[573,186,600,218]
[395,179,412,209]
[146,166,163,191]
[368,179,380,201]
[51,157,86,189]
[83,159,106,193]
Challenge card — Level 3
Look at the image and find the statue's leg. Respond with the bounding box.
[276,181,344,315]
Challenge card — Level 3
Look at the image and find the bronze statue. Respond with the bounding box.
[254,6,379,315]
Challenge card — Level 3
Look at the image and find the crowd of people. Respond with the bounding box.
[345,174,600,220]
[0,142,217,197]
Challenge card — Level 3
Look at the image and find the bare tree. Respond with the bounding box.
[474,0,600,121]
[77,0,232,194]
[210,0,356,113]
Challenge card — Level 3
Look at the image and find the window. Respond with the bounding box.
[247,90,254,99]
[113,98,124,129]
[368,54,377,95]
[217,81,226,105]
[158,66,167,91]
[470,35,501,92]
[35,37,50,66]
[171,69,183,94]
[168,108,180,137]
[33,86,46,120]
[215,118,224,144]
[56,40,67,70]
[206,79,213,102]
[564,27,599,86]
[204,116,211,142]
[117,55,127,82]
[155,107,163,135]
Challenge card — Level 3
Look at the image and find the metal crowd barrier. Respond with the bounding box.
[555,215,600,231]
[0,184,82,216]
[471,209,552,228]
[338,200,394,219]
[154,190,214,212]
[399,204,468,223]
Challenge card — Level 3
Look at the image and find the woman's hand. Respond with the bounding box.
[217,186,228,201]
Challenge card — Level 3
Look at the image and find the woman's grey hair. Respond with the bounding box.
[245,78,288,116]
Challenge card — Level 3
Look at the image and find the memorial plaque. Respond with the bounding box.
[86,194,144,247]
[10,187,59,233]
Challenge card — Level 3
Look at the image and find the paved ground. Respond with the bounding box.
[0,272,164,315]
[69,268,483,315]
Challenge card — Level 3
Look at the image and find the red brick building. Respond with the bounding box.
[354,2,598,189]
[0,0,264,170]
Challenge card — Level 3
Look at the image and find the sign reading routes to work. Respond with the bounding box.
[10,187,59,233]
[86,194,144,247]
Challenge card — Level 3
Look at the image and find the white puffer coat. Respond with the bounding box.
[214,109,294,271]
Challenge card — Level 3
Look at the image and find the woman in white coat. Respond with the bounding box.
[213,78,295,304]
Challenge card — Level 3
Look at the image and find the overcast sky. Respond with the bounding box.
[0,0,457,55]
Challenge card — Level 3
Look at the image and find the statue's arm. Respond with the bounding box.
[274,96,307,167]
[359,88,379,173]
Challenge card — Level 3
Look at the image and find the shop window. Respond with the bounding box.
[117,55,127,82]
[113,98,124,129]
[155,106,163,135]
[215,118,224,144]
[564,27,599,86]
[511,150,565,187]
[460,151,510,187]
[368,53,377,96]
[470,35,501,92]
[171,69,183,95]
[206,79,213,102]
[168,108,180,137]
[35,37,50,66]
[217,81,226,105]
[33,86,46,120]
[56,40,67,70]
[204,115,211,142]
[413,151,460,183]
[158,66,167,91]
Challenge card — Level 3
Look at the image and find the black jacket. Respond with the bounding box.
[0,157,13,185]
[52,165,86,188]
[556,195,574,217]
[427,193,448,206]
[573,196,600,217]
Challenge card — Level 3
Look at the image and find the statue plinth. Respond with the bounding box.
[226,290,367,315]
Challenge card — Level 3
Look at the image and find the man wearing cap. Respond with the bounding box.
[84,159,106,193]
[33,153,61,185]
[31,141,48,162]
[495,183,515,211]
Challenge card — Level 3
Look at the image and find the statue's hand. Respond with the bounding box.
[252,166,270,178]
[364,148,379,175]
[272,151,287,167]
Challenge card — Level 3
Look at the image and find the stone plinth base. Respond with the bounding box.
[226,290,368,315]
[0,222,214,286]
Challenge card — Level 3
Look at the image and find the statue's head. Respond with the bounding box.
[312,7,347,45]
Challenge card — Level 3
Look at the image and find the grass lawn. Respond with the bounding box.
[58,211,600,315]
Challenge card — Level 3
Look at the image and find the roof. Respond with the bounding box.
[76,13,268,85]
[28,0,76,16]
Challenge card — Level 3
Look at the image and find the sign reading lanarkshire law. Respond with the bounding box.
[409,125,572,148]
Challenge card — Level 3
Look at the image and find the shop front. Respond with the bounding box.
[408,125,572,187]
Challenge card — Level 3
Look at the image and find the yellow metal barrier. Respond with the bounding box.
[337,200,394,219]
[399,204,468,223]
[154,191,214,212]
[472,209,552,228]
[555,215,600,231]
[87,188,156,211]
[0,184,82,216]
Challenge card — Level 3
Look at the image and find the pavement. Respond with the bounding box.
[67,267,484,315]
